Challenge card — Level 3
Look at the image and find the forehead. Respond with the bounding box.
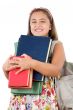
[30,11,48,20]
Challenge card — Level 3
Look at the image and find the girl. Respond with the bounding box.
[3,8,65,110]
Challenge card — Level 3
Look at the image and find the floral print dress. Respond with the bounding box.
[8,41,59,110]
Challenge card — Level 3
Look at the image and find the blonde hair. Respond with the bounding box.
[27,7,58,40]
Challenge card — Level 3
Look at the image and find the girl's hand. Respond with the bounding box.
[2,56,18,72]
[10,54,32,74]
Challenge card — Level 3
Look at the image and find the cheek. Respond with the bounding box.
[44,25,50,32]
[46,24,51,31]
[30,26,35,35]
[30,24,34,30]
[30,27,34,33]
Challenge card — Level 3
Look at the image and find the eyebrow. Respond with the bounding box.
[31,18,46,21]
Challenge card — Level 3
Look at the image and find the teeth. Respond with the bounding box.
[35,29,43,32]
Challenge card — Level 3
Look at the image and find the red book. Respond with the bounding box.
[12,70,33,89]
[8,55,33,88]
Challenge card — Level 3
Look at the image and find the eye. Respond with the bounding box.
[40,20,46,23]
[40,20,45,23]
[31,21,37,23]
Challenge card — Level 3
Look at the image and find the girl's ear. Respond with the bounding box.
[49,24,51,30]
[49,26,51,30]
[49,27,51,30]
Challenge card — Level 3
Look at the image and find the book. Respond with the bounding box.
[11,81,43,95]
[8,55,33,88]
[16,35,52,81]
[9,69,33,89]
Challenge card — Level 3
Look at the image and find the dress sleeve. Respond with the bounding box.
[50,40,62,55]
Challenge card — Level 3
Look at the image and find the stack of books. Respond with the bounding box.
[8,35,52,94]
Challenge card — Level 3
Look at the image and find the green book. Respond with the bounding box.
[11,81,43,95]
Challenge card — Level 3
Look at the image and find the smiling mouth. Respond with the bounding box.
[35,29,43,32]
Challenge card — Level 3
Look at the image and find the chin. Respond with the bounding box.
[34,35,48,37]
[33,33,45,36]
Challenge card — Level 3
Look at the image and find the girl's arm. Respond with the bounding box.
[2,68,9,79]
[2,56,17,79]
[30,42,65,77]
[2,58,10,79]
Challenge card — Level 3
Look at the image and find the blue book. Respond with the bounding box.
[16,35,52,81]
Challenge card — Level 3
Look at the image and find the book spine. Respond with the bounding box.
[46,39,52,63]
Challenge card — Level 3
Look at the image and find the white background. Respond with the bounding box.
[0,0,73,109]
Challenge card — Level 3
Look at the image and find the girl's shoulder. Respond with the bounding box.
[50,40,62,55]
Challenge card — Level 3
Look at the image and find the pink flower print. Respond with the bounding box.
[42,88,46,95]
[33,99,41,107]
[51,88,55,95]
[42,100,45,106]
[47,90,51,96]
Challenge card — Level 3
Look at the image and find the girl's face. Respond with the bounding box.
[30,11,51,37]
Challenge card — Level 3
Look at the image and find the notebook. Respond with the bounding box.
[16,35,52,81]
[8,55,33,88]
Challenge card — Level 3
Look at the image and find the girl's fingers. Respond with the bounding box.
[9,57,22,65]
[9,60,19,65]
[12,57,21,61]
[8,65,20,71]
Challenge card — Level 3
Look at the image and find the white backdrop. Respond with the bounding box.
[0,0,73,109]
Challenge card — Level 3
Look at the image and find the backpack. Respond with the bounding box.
[56,61,73,110]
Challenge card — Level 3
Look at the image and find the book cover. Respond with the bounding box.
[8,55,33,88]
[11,81,43,95]
[16,35,52,81]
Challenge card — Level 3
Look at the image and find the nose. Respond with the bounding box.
[36,21,41,27]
